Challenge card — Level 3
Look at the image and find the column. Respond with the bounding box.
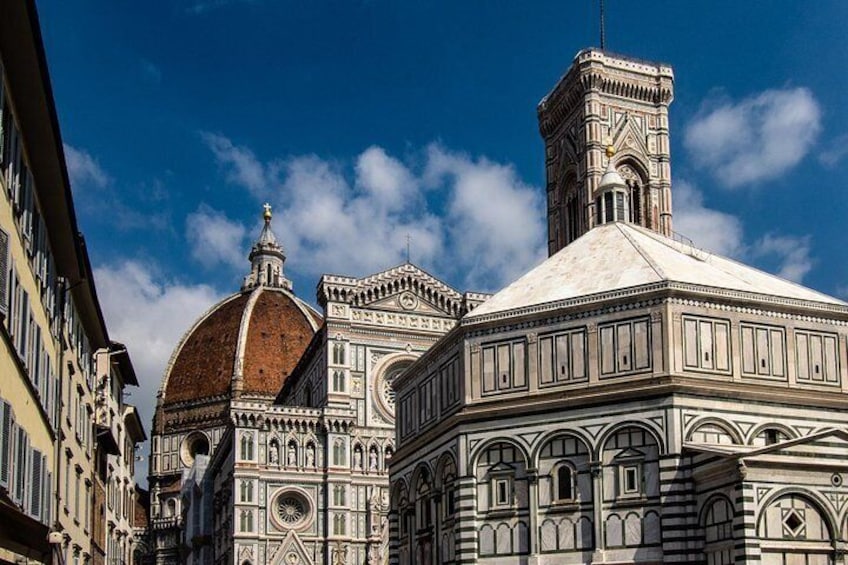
[527,471,540,565]
[590,461,605,563]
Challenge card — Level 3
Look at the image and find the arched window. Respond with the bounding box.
[239,480,253,503]
[240,433,254,460]
[702,497,734,564]
[333,440,346,466]
[332,370,345,392]
[556,465,574,501]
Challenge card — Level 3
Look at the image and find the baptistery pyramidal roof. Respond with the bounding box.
[159,206,322,406]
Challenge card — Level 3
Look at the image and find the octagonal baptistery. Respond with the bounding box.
[389,221,848,565]
[149,209,322,556]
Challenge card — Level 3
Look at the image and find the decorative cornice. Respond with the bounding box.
[538,49,674,139]
[463,281,848,329]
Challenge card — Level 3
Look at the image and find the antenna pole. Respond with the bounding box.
[600,0,606,50]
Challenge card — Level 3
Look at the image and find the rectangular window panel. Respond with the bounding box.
[600,325,615,375]
[555,334,569,381]
[683,316,731,374]
[633,320,650,370]
[497,344,510,390]
[795,330,840,386]
[756,328,770,375]
[539,337,554,385]
[824,335,838,384]
[482,339,529,395]
[512,342,526,388]
[699,321,714,370]
[482,347,496,393]
[599,318,651,378]
[741,325,755,374]
[684,318,699,368]
[714,322,730,371]
[571,331,586,380]
[810,334,824,382]
[617,323,632,372]
[771,329,786,377]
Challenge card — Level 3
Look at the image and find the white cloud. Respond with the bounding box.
[684,87,821,188]
[424,144,546,286]
[819,134,848,168]
[64,143,110,190]
[93,260,223,483]
[673,179,814,283]
[276,152,445,279]
[672,180,744,257]
[186,204,248,269]
[201,131,270,198]
[751,233,814,283]
[203,136,546,291]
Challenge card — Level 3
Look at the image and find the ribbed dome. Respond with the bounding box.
[160,286,322,405]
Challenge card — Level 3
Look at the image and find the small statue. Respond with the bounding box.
[288,443,297,466]
[369,449,379,472]
[269,444,279,464]
[306,444,315,467]
[354,448,363,470]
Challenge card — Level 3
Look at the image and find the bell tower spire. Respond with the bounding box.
[242,204,292,291]
[538,49,674,255]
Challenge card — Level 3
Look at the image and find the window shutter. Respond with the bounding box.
[13,426,27,503]
[0,401,9,489]
[0,228,7,318]
[30,448,42,519]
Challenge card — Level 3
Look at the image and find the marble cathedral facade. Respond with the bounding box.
[149,208,486,565]
[388,49,848,565]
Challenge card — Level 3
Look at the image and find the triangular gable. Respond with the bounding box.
[683,428,848,461]
[746,428,848,459]
[610,113,650,158]
[319,263,468,317]
[487,462,516,475]
[269,530,314,565]
[613,447,646,460]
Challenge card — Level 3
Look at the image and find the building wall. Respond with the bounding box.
[0,7,146,564]
[174,265,484,565]
[390,291,848,564]
[0,49,60,565]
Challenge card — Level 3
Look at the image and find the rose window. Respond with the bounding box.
[381,377,397,411]
[272,491,311,530]
[375,361,413,419]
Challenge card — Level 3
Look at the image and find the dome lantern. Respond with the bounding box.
[243,204,292,291]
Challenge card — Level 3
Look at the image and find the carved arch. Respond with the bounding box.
[685,417,744,445]
[595,420,664,459]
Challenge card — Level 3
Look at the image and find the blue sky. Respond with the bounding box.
[35,0,848,476]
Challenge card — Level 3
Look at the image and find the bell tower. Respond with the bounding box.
[537,49,674,255]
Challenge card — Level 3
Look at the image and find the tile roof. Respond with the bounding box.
[466,222,845,322]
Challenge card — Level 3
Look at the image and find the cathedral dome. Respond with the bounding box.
[159,206,323,406]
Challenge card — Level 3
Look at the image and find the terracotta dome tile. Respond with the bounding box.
[242,290,317,396]
[164,293,250,404]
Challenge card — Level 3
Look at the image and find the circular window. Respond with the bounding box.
[180,432,210,467]
[271,490,312,530]
[375,361,413,420]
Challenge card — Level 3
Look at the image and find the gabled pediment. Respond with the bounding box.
[269,530,313,565]
[319,263,479,318]
[684,428,848,461]
[613,447,645,461]
[487,462,516,475]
